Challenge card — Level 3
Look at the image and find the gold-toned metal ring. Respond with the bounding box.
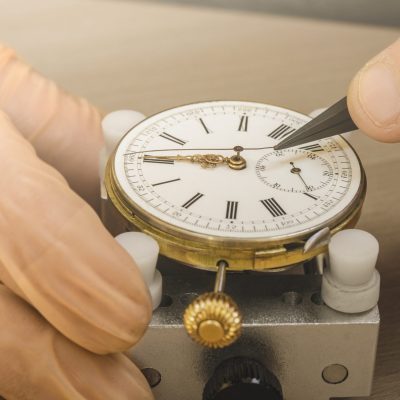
[183,292,242,348]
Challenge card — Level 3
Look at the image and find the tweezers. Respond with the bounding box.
[274,97,358,150]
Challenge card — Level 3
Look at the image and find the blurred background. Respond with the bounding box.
[147,0,400,26]
[1,0,398,116]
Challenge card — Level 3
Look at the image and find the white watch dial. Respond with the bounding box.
[114,101,362,240]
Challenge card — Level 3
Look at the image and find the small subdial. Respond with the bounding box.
[256,148,333,193]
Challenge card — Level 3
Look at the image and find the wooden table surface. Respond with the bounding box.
[1,1,399,398]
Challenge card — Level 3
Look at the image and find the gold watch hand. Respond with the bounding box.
[143,154,229,169]
[143,147,247,170]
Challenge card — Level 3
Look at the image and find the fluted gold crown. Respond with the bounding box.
[183,292,242,348]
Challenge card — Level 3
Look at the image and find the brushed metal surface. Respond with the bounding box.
[129,259,379,400]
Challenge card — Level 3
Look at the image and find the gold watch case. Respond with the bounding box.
[104,132,366,272]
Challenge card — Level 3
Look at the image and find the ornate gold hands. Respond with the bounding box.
[143,146,247,170]
[144,154,228,168]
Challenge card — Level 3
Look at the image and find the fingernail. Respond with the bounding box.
[358,48,400,128]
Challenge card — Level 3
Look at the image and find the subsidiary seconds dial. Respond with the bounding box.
[256,147,334,193]
[112,101,363,240]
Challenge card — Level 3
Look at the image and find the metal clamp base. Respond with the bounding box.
[128,259,379,400]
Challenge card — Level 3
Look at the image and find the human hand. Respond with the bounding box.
[0,45,153,399]
[348,38,400,143]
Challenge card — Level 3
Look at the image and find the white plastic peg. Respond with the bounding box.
[102,110,146,155]
[99,110,146,199]
[116,232,162,310]
[321,229,380,313]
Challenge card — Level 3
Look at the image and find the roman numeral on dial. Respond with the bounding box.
[199,118,210,134]
[182,192,204,209]
[159,132,186,146]
[238,115,248,132]
[225,201,238,219]
[260,198,286,217]
[267,124,296,140]
[143,156,174,164]
[299,143,324,152]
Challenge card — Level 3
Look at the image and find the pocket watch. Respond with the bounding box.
[104,100,365,348]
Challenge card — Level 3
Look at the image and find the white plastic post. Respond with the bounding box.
[321,229,380,313]
[99,110,146,199]
[116,232,162,310]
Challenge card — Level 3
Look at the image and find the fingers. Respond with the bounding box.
[347,38,400,143]
[0,285,153,400]
[0,111,152,354]
[0,45,103,209]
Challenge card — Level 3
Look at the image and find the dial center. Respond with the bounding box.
[290,162,302,174]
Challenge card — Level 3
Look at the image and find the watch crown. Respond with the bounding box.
[183,292,242,348]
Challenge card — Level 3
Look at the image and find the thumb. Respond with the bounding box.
[347,38,400,143]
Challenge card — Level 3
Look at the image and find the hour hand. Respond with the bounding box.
[143,154,227,168]
[143,153,246,170]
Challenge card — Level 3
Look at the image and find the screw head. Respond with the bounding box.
[322,364,348,384]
